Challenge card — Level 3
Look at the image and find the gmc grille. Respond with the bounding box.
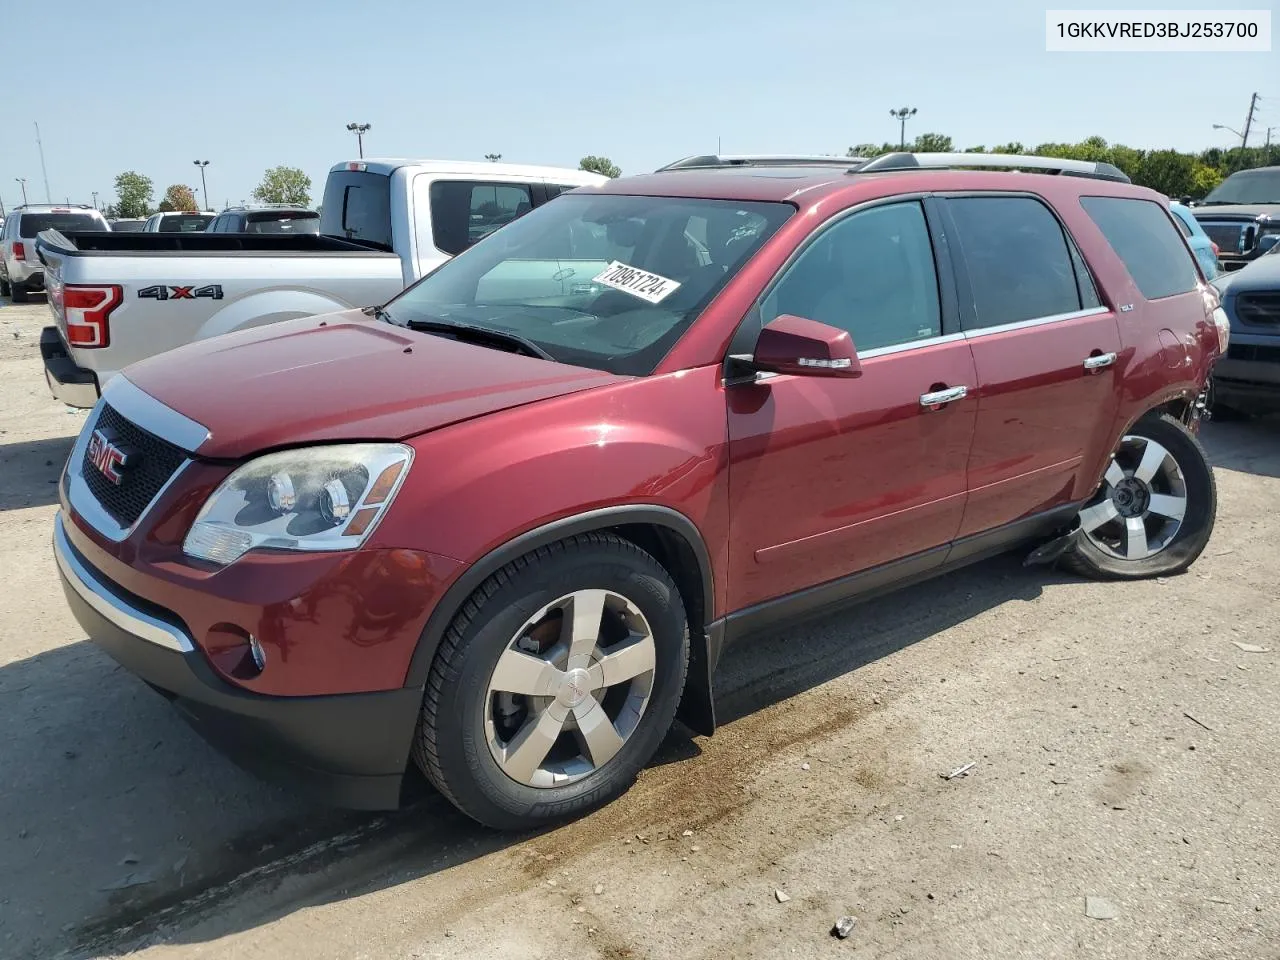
[81,403,187,527]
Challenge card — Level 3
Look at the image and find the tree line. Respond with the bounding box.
[846,134,1280,199]
[106,166,312,219]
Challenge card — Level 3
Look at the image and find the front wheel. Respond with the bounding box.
[1064,412,1216,580]
[412,533,690,830]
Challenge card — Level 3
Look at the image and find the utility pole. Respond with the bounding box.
[34,123,51,202]
[890,107,918,150]
[15,178,28,205]
[91,191,99,210]
[346,122,371,158]
[1241,92,1259,149]
[193,161,210,210]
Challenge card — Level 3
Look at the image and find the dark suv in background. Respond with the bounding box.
[205,205,320,234]
[1192,165,1280,271]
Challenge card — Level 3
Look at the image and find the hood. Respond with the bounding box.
[1191,203,1280,220]
[1213,252,1280,296]
[122,311,626,459]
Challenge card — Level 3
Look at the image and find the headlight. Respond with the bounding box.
[183,443,413,565]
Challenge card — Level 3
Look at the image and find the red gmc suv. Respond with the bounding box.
[53,152,1228,830]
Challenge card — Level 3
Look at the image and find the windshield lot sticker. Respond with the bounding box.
[591,261,681,304]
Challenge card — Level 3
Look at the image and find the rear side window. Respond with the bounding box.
[1080,197,1200,300]
[945,197,1084,329]
[429,180,534,256]
[19,214,107,237]
[319,171,393,248]
[1170,211,1193,238]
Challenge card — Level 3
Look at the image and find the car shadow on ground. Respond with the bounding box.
[0,546,1069,959]
[0,435,76,512]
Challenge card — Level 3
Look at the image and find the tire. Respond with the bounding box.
[412,533,690,830]
[10,280,27,303]
[1063,412,1216,580]
[0,275,10,297]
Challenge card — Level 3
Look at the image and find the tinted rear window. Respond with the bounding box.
[109,220,146,232]
[1080,197,1200,299]
[245,211,320,234]
[157,214,213,233]
[20,214,106,237]
[430,180,534,256]
[319,171,392,248]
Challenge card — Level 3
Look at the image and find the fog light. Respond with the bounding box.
[249,635,266,672]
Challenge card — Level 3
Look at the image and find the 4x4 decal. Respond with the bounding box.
[138,284,223,301]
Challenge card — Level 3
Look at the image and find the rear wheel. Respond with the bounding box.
[412,533,690,830]
[0,275,10,297]
[1064,413,1216,580]
[9,280,27,303]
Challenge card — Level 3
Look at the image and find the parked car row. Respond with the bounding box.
[43,149,1228,830]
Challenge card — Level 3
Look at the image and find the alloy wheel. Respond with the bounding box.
[1078,434,1188,561]
[484,589,657,788]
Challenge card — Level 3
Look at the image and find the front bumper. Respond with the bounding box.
[53,512,422,809]
[41,326,99,408]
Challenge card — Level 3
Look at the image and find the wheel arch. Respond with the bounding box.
[402,505,720,736]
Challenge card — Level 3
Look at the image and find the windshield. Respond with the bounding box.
[246,212,320,234]
[20,214,106,237]
[1203,168,1280,205]
[382,193,793,376]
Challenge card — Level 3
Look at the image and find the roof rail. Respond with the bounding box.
[853,152,1131,183]
[656,154,859,172]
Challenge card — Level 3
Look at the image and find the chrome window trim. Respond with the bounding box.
[857,331,966,360]
[53,512,194,653]
[65,393,196,543]
[961,306,1109,341]
[101,375,211,453]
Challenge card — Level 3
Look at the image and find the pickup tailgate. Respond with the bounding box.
[35,229,402,397]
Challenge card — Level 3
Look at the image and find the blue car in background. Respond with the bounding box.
[1170,202,1221,280]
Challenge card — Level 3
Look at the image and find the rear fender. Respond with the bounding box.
[197,289,352,340]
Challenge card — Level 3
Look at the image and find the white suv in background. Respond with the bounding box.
[141,211,215,233]
[1,204,109,301]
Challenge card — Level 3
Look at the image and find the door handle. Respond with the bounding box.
[919,385,968,407]
[1083,352,1117,371]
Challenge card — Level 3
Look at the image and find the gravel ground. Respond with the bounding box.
[1,296,1277,960]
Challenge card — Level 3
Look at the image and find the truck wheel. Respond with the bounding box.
[10,280,27,303]
[412,533,690,830]
[0,276,10,297]
[1063,413,1216,580]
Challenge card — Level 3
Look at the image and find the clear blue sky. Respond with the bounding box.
[0,0,1275,213]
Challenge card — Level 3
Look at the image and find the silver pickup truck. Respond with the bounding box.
[36,158,605,407]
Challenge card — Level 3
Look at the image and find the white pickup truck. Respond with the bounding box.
[36,158,606,407]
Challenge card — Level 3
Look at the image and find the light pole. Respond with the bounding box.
[92,191,99,211]
[193,161,210,210]
[346,122,371,159]
[1212,122,1246,147]
[15,178,28,205]
[890,107,918,150]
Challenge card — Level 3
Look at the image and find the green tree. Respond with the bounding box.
[579,155,621,178]
[484,153,503,162]
[113,171,153,219]
[251,166,312,206]
[1135,150,1197,198]
[912,133,953,153]
[158,184,198,212]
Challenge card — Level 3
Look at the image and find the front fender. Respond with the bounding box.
[197,289,352,340]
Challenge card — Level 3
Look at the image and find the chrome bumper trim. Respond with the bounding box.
[53,512,194,653]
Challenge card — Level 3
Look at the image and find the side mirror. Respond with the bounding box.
[1257,233,1280,255]
[752,314,861,378]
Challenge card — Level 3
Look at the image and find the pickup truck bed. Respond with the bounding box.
[36,230,405,406]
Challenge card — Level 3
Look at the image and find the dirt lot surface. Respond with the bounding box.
[1,296,1277,960]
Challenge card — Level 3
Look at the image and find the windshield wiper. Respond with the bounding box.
[402,317,555,361]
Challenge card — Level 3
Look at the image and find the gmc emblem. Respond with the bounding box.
[86,429,133,485]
